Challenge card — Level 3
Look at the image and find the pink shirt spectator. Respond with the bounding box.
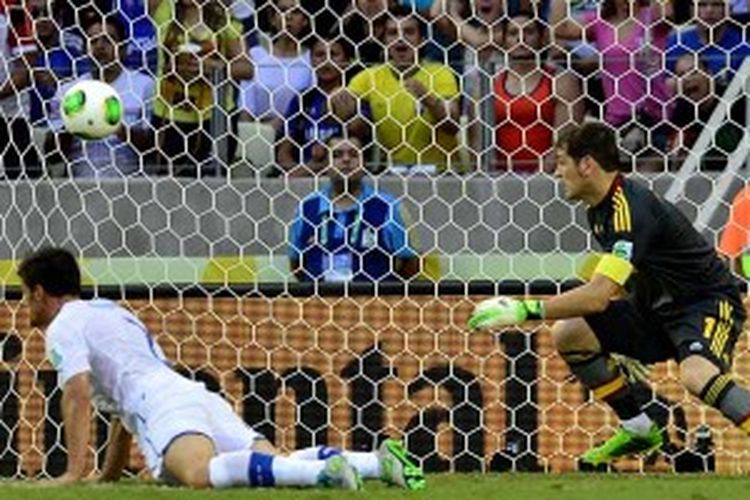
[583,6,672,126]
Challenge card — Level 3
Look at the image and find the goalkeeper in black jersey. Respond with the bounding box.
[470,122,750,467]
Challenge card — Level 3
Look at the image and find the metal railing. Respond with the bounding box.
[665,57,750,234]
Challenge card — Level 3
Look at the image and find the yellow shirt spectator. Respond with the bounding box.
[347,63,459,170]
[152,0,242,124]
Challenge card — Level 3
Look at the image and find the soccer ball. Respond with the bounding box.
[61,80,123,140]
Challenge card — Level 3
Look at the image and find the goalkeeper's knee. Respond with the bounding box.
[550,319,600,363]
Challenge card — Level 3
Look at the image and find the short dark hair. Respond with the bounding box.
[501,9,546,38]
[556,122,621,172]
[308,35,355,60]
[385,5,427,39]
[83,13,128,42]
[18,247,82,297]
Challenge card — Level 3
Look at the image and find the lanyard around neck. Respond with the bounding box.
[320,205,363,248]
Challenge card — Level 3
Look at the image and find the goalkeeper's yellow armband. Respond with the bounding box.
[593,254,633,286]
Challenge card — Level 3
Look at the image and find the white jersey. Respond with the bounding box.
[45,298,263,477]
[45,299,176,429]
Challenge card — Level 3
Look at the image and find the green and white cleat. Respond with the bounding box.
[581,424,663,467]
[317,455,363,490]
[378,439,426,490]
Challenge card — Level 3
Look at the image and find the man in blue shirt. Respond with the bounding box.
[30,7,87,127]
[289,136,419,282]
[277,37,354,176]
[666,0,750,84]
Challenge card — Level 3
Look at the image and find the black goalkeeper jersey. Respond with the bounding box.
[586,175,740,313]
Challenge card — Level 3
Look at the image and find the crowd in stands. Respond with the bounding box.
[0,0,748,179]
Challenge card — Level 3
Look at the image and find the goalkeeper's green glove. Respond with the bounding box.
[468,297,544,330]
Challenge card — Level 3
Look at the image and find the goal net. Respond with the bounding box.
[0,0,749,479]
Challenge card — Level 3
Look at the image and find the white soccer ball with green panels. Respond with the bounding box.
[61,80,123,140]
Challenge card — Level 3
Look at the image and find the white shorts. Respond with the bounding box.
[130,377,265,480]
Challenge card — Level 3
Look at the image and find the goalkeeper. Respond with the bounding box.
[18,247,425,490]
[470,122,750,467]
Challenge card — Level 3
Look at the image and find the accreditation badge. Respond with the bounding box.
[323,252,354,282]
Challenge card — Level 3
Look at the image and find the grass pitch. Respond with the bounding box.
[3,474,750,500]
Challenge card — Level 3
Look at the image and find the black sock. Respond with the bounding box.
[568,354,642,420]
[700,373,750,432]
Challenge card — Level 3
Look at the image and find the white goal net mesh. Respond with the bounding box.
[0,0,748,479]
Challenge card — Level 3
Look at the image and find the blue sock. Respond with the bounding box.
[248,452,275,487]
[209,451,324,488]
[317,446,343,460]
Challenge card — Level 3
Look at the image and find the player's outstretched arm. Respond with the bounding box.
[57,372,93,483]
[99,418,132,482]
[540,274,622,320]
[469,274,622,330]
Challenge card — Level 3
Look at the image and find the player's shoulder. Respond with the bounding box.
[603,176,662,231]
[46,299,92,338]
[619,176,661,208]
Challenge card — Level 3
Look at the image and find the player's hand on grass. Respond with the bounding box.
[468,297,544,330]
[43,472,85,486]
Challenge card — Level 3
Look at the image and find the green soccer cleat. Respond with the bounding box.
[317,455,363,490]
[581,424,663,467]
[378,439,426,490]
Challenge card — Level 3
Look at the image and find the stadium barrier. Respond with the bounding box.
[1,282,749,478]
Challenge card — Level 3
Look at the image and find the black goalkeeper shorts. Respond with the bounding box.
[583,296,746,371]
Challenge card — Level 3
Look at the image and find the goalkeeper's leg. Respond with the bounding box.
[552,318,662,466]
[683,355,750,434]
[671,297,750,436]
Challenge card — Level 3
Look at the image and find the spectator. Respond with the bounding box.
[666,0,750,85]
[333,6,460,173]
[430,0,504,58]
[666,53,744,171]
[232,0,260,47]
[29,2,87,128]
[429,0,505,172]
[548,0,600,68]
[277,36,360,176]
[0,0,41,178]
[46,15,156,177]
[339,0,395,66]
[289,135,419,282]
[427,0,504,96]
[731,0,750,21]
[488,11,582,173]
[117,0,158,73]
[555,0,674,168]
[149,0,253,177]
[719,184,750,277]
[239,0,313,131]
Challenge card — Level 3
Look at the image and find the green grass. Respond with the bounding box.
[3,474,750,500]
